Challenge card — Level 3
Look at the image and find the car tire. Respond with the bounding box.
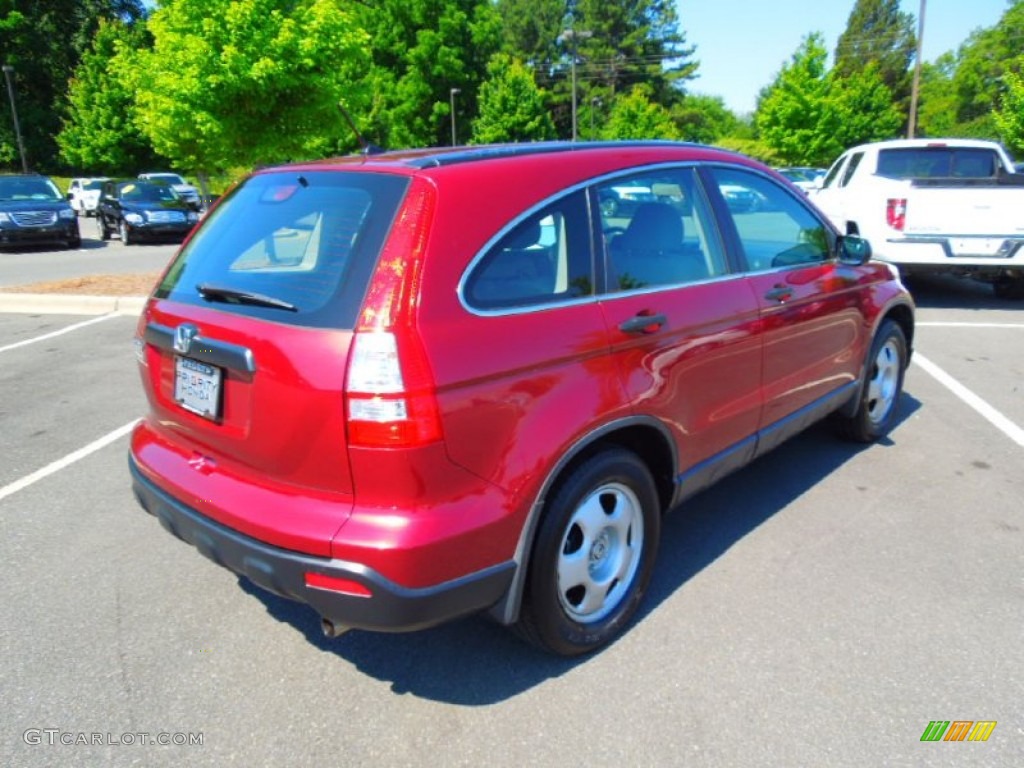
[66,236,81,250]
[97,216,111,241]
[119,220,132,246]
[515,448,660,656]
[834,320,907,442]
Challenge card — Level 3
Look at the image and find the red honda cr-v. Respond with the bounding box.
[130,141,914,656]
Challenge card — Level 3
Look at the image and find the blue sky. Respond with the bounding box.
[680,0,1010,114]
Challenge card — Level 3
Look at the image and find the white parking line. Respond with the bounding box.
[0,420,139,503]
[917,322,1024,329]
[913,354,1024,448]
[0,313,120,354]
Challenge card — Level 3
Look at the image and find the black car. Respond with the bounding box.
[96,179,200,245]
[0,174,80,250]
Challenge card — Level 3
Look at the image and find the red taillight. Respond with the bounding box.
[345,330,443,448]
[886,198,907,231]
[345,179,442,448]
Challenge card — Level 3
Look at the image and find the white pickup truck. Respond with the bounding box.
[812,138,1024,298]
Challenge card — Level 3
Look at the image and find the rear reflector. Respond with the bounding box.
[305,572,372,598]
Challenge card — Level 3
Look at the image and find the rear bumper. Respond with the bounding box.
[881,236,1024,269]
[129,455,515,633]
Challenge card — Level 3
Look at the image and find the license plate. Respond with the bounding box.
[949,238,1003,257]
[174,356,222,420]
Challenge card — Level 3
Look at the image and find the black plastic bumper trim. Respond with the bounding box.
[129,455,516,633]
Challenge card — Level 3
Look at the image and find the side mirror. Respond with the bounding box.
[838,235,871,265]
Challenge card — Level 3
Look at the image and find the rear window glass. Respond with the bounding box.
[154,171,409,328]
[876,148,1000,179]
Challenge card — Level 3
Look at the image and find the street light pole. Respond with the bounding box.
[450,88,461,146]
[2,65,28,173]
[559,27,592,142]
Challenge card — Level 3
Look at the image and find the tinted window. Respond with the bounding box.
[840,152,864,186]
[821,156,846,189]
[155,171,409,329]
[597,167,727,292]
[463,190,592,310]
[876,147,1000,179]
[120,182,178,202]
[0,176,62,201]
[710,167,832,271]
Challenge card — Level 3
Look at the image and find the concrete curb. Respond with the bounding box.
[0,292,146,316]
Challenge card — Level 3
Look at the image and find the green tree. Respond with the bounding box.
[756,34,836,165]
[994,68,1024,157]
[471,55,556,143]
[672,94,739,144]
[496,0,565,74]
[914,53,959,137]
[829,62,903,147]
[834,0,915,111]
[58,19,160,174]
[125,0,370,184]
[601,84,680,140]
[358,0,502,149]
[0,0,145,170]
[951,0,1024,137]
[532,0,696,138]
[757,34,900,166]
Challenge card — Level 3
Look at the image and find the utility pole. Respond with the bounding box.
[907,0,927,138]
[2,65,28,173]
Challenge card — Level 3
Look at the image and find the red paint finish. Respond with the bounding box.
[130,142,914,634]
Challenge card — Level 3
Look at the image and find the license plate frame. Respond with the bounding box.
[949,237,1004,257]
[174,356,223,421]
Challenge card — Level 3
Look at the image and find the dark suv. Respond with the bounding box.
[130,142,914,656]
[0,174,80,249]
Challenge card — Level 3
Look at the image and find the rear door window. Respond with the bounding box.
[462,190,593,311]
[154,171,409,328]
[596,167,728,292]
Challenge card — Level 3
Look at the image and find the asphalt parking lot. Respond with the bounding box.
[0,268,1021,767]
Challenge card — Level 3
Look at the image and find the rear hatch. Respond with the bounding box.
[134,169,409,552]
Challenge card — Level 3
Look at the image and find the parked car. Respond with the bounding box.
[720,181,763,211]
[599,184,656,217]
[0,174,80,250]
[130,141,915,656]
[776,167,823,194]
[96,179,200,244]
[138,172,203,210]
[67,176,110,216]
[813,138,1024,298]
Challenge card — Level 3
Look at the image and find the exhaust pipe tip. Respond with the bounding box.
[321,618,350,638]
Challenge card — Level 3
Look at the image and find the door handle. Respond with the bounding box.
[764,285,793,303]
[619,312,667,334]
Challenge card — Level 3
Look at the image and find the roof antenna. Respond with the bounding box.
[336,101,383,156]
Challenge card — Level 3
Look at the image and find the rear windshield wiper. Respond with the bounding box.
[196,283,298,312]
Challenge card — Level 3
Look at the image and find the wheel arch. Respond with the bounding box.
[837,299,914,419]
[487,416,676,626]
